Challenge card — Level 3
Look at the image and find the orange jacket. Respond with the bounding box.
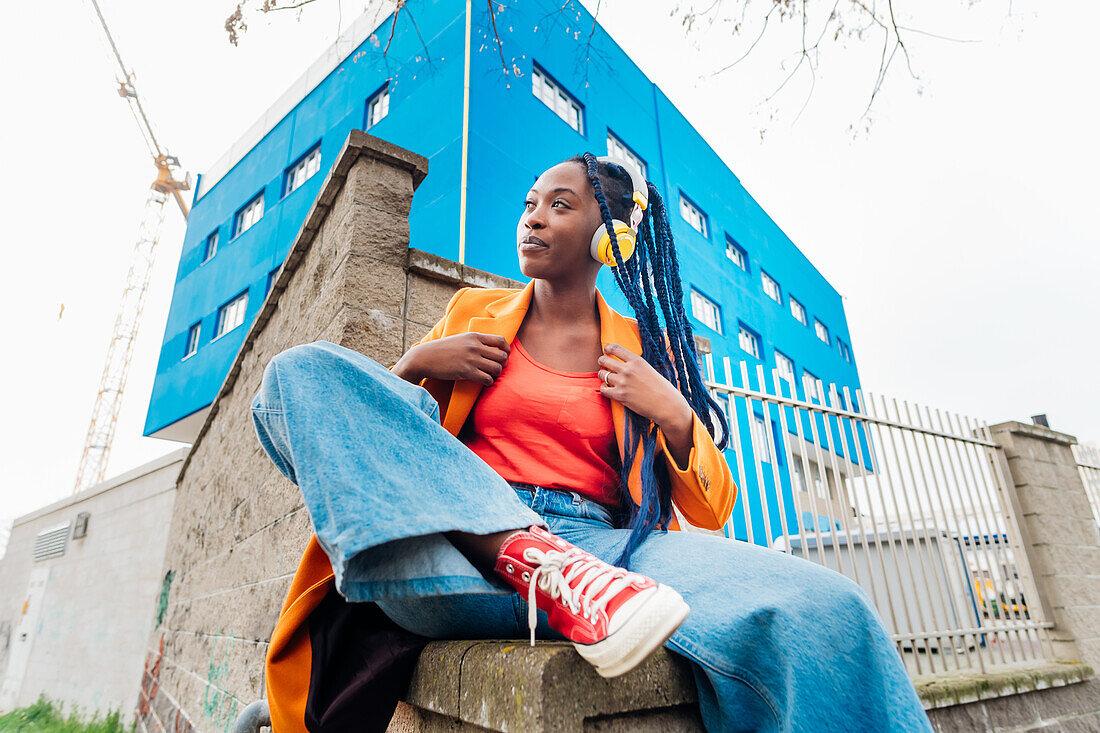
[417,281,736,530]
[265,282,736,732]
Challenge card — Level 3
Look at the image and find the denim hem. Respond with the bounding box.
[341,573,515,604]
[667,637,784,729]
[327,510,543,579]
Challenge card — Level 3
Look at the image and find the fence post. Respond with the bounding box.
[987,421,1100,668]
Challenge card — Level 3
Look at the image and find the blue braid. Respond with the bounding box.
[569,153,729,568]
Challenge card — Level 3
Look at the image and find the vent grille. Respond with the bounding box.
[33,524,70,561]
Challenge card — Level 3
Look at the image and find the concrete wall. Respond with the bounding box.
[139,131,520,733]
[0,448,185,717]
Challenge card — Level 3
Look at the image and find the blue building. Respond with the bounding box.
[146,0,861,540]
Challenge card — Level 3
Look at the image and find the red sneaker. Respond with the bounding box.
[494,525,690,678]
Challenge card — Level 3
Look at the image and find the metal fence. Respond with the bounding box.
[701,355,1055,677]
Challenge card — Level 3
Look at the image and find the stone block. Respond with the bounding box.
[326,198,412,268]
[404,641,698,732]
[925,700,989,732]
[1032,545,1100,579]
[339,254,408,318]
[344,156,417,216]
[1007,457,1074,492]
[404,321,437,350]
[328,305,406,367]
[1017,486,1095,521]
[1062,712,1100,733]
[1024,515,1100,552]
[406,272,462,327]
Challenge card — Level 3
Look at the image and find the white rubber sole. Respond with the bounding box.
[573,584,690,678]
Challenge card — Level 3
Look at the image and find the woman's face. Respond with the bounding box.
[516,162,604,282]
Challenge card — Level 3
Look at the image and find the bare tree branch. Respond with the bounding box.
[486,0,511,77]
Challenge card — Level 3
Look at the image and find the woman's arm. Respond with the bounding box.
[390,288,510,387]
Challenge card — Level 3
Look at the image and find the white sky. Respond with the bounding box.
[0,0,1095,537]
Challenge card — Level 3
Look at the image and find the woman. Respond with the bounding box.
[253,153,932,732]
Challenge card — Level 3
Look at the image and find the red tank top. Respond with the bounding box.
[460,339,622,506]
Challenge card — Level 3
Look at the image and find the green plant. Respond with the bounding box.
[0,696,133,733]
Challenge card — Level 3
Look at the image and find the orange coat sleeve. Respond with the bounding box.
[656,415,737,531]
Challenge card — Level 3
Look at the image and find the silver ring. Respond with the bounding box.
[602,370,612,387]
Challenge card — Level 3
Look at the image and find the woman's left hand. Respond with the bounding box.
[598,344,694,464]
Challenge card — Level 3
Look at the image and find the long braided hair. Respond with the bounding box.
[566,153,729,567]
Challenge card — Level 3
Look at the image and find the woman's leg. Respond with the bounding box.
[251,340,542,603]
[549,515,932,733]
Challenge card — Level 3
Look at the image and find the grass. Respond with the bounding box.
[0,696,132,733]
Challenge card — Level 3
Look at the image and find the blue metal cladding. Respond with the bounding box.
[145,0,863,545]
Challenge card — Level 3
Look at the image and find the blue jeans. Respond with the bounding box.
[252,341,932,733]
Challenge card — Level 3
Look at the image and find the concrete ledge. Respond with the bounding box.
[915,662,1094,710]
[390,641,701,732]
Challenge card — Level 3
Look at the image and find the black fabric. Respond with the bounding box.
[304,587,429,733]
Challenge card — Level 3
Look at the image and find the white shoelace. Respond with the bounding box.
[523,547,639,646]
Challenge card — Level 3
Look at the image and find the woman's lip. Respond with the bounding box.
[519,242,548,252]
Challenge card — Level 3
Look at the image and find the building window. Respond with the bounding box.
[606,131,646,180]
[814,319,830,345]
[532,65,583,134]
[790,296,807,325]
[679,194,707,238]
[738,323,761,359]
[183,322,200,359]
[751,414,771,463]
[202,230,218,264]
[838,339,852,363]
[214,291,249,339]
[234,192,264,238]
[775,350,795,384]
[761,271,781,304]
[366,85,390,128]
[725,236,747,270]
[803,370,823,404]
[266,267,280,296]
[284,145,321,197]
[793,460,826,499]
[690,289,722,334]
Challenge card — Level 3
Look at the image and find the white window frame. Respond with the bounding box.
[532,66,584,134]
[366,86,390,128]
[751,414,771,463]
[183,322,201,360]
[815,319,830,345]
[761,271,781,304]
[774,351,795,385]
[606,131,646,180]
[214,291,249,340]
[790,296,807,325]
[803,371,823,404]
[839,339,852,363]
[738,324,761,360]
[234,193,264,238]
[202,230,218,264]
[284,146,322,197]
[690,289,722,334]
[725,237,746,270]
[679,194,708,238]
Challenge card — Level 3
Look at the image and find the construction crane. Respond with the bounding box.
[73,0,191,493]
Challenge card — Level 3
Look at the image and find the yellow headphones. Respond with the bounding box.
[590,155,649,267]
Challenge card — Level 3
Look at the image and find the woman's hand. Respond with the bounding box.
[393,333,510,386]
[598,343,694,467]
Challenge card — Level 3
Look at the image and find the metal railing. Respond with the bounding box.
[1072,443,1100,532]
[702,356,1054,677]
